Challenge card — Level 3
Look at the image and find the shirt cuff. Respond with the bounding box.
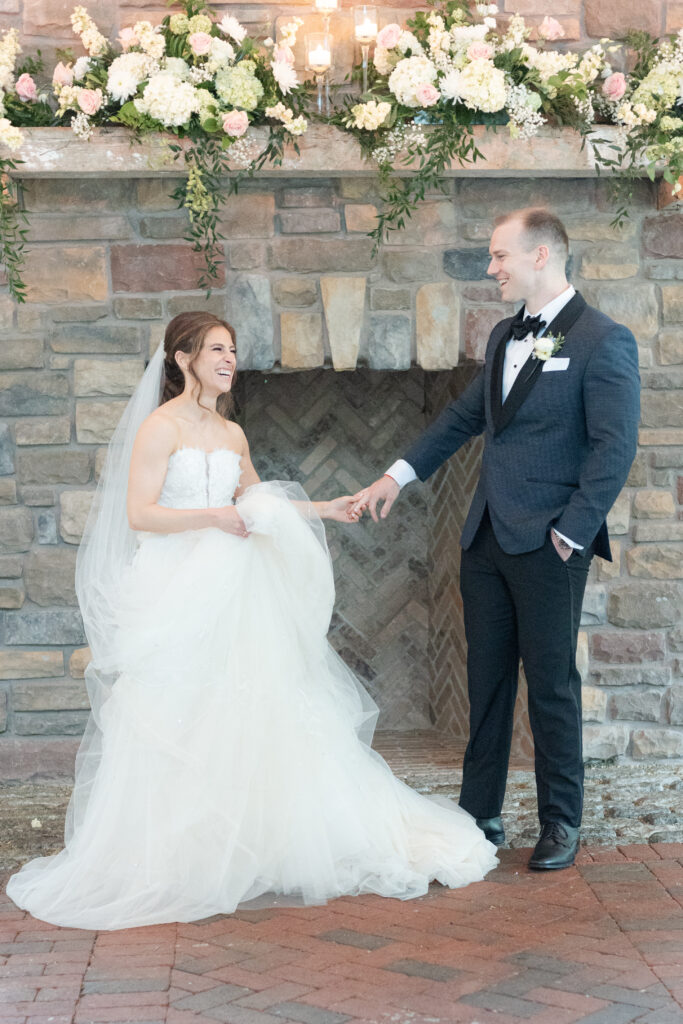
[385,459,417,489]
[553,528,583,551]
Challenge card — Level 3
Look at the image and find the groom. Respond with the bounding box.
[353,207,640,870]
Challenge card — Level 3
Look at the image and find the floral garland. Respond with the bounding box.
[333,0,636,247]
[0,0,308,299]
[593,29,683,221]
[0,0,681,302]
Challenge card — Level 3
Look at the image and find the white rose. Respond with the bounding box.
[534,337,554,361]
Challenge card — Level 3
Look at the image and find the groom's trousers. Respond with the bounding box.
[458,508,592,829]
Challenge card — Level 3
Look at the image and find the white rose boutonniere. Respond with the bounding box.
[533,332,565,361]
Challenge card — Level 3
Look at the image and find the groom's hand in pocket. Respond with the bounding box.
[351,475,400,523]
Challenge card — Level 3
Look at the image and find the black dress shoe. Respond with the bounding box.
[476,815,506,847]
[528,822,579,871]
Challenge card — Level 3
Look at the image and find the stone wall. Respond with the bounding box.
[0,0,681,68]
[0,160,682,779]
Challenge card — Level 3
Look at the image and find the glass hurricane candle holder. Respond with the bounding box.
[305,32,333,114]
[313,0,338,33]
[353,5,378,94]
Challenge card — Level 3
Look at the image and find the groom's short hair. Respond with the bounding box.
[496,207,569,261]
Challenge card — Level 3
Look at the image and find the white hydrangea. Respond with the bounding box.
[134,71,200,126]
[350,99,391,130]
[388,55,437,107]
[0,116,23,150]
[373,46,398,76]
[397,31,424,56]
[207,37,234,73]
[458,58,506,112]
[214,61,264,110]
[107,52,152,103]
[163,57,190,79]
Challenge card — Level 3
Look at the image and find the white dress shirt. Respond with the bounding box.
[385,285,582,549]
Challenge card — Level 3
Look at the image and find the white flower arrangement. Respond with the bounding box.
[533,333,565,361]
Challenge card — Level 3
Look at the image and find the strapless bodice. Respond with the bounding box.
[158,448,242,510]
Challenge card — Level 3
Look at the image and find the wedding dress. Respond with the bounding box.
[7,447,497,930]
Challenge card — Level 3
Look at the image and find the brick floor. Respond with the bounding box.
[2,846,683,1023]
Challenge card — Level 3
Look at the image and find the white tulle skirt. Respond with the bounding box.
[7,483,497,930]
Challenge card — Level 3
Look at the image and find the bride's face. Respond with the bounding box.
[181,326,237,397]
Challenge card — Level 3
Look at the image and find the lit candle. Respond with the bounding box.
[308,44,332,70]
[314,0,338,11]
[355,17,378,42]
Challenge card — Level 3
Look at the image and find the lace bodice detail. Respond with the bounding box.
[158,448,243,510]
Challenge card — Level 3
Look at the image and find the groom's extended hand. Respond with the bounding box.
[351,475,400,523]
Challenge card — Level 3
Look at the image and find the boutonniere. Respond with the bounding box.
[533,332,566,362]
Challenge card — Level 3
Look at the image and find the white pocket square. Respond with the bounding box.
[542,357,570,372]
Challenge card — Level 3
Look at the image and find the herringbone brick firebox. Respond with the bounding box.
[238,366,535,756]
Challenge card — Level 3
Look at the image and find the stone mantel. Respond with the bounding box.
[11,124,628,179]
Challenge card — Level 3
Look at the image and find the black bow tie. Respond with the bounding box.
[509,313,545,340]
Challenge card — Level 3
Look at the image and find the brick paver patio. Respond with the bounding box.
[1,843,683,1024]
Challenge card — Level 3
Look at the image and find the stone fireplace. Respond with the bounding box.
[0,126,681,779]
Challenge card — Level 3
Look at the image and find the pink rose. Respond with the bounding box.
[537,16,564,41]
[273,44,294,64]
[188,31,212,55]
[222,110,249,137]
[77,88,102,115]
[15,73,37,102]
[416,82,440,107]
[118,27,139,50]
[52,61,74,87]
[467,41,494,61]
[603,71,627,102]
[376,23,401,49]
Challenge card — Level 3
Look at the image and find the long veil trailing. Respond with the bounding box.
[69,343,166,841]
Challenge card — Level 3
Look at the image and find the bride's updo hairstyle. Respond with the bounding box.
[162,311,237,418]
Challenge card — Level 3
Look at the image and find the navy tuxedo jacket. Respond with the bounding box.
[404,292,641,561]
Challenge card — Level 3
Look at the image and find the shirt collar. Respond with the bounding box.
[522,284,575,334]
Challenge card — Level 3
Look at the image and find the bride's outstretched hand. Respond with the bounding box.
[325,496,363,524]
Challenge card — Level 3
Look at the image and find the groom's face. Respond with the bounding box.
[487,218,540,304]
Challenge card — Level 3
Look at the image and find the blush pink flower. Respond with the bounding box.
[222,109,249,136]
[118,27,139,50]
[15,73,37,101]
[416,82,440,107]
[52,61,74,87]
[376,23,401,49]
[188,31,213,56]
[537,16,564,41]
[77,88,102,115]
[467,41,494,61]
[603,71,627,102]
[273,44,294,64]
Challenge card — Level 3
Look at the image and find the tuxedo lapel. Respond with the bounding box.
[489,329,508,431]
[493,291,587,437]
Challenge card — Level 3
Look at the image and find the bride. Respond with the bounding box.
[7,311,497,930]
